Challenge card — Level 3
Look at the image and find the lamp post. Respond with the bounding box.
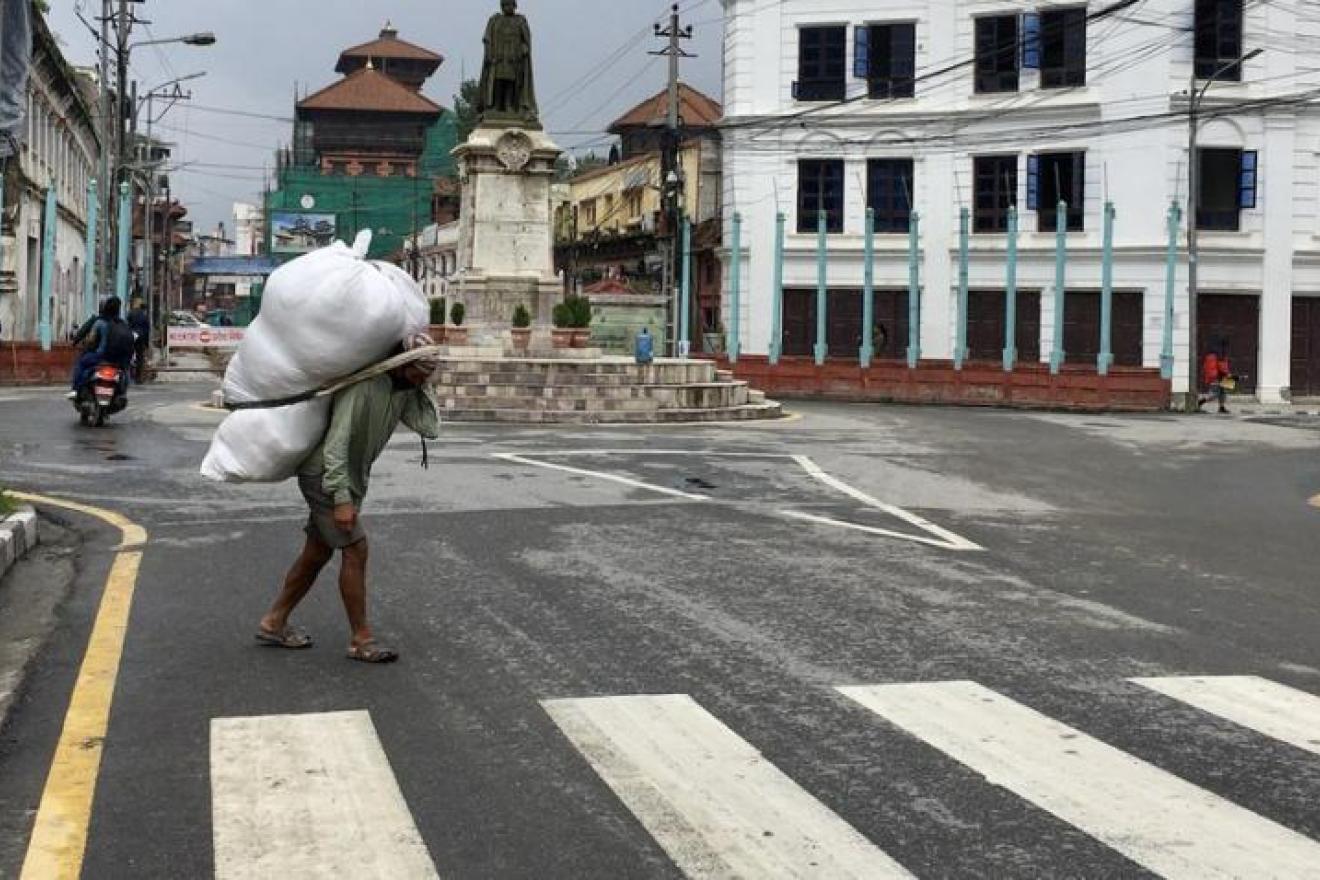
[1185,47,1262,409]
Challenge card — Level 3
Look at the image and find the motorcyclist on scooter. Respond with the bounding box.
[67,297,134,399]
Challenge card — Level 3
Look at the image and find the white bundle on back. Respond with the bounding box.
[200,232,428,483]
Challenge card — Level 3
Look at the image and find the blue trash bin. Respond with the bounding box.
[635,327,654,365]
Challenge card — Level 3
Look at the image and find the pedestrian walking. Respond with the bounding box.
[127,298,150,383]
[256,333,441,664]
[1197,338,1234,414]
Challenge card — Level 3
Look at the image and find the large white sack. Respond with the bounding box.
[199,399,331,484]
[223,238,428,403]
[201,233,429,483]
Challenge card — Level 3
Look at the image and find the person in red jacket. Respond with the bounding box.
[1197,339,1232,414]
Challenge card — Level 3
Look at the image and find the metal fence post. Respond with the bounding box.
[860,207,875,367]
[814,209,827,366]
[1050,201,1067,374]
[907,210,921,368]
[1160,201,1181,380]
[84,178,98,319]
[956,207,969,370]
[1003,206,1018,371]
[1097,201,1116,375]
[729,212,741,363]
[679,215,691,357]
[769,212,784,365]
[115,181,131,302]
[38,186,56,351]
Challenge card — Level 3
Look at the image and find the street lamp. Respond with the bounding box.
[1186,47,1262,410]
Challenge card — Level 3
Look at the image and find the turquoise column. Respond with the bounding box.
[38,186,56,351]
[729,212,741,363]
[115,181,131,302]
[860,207,875,367]
[769,212,785,365]
[1049,200,1068,374]
[1097,201,1117,375]
[907,210,921,368]
[814,209,827,365]
[1160,201,1182,379]
[679,215,692,356]
[84,179,98,318]
[955,207,970,370]
[1002,206,1019,371]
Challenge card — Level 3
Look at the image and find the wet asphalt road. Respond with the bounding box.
[1,384,1319,878]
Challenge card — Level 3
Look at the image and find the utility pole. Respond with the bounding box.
[97,0,113,296]
[652,5,693,355]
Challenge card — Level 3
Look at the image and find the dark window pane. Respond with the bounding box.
[1197,148,1243,230]
[869,23,916,99]
[867,159,914,233]
[975,15,1020,93]
[974,155,1018,233]
[798,159,845,233]
[1194,0,1243,80]
[1036,151,1085,232]
[1041,8,1086,88]
[798,26,847,101]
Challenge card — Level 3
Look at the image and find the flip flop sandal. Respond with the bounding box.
[255,625,313,649]
[346,640,399,664]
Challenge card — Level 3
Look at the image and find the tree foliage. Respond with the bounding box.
[453,78,481,144]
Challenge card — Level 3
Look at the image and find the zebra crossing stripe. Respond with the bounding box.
[838,680,1320,880]
[1131,675,1320,757]
[210,710,439,879]
[542,694,912,879]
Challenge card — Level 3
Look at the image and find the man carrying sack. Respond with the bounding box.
[256,333,442,663]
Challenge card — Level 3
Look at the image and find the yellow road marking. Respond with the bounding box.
[9,492,147,880]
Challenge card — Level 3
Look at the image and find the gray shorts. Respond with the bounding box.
[298,472,366,549]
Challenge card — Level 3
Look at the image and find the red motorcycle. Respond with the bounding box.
[72,363,129,427]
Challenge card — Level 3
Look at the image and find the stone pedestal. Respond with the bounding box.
[452,126,563,345]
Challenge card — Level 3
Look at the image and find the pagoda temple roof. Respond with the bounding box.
[336,23,443,74]
[297,65,442,116]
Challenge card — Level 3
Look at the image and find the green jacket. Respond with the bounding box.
[299,374,440,506]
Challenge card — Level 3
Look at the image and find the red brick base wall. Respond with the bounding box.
[715,356,1172,412]
[0,342,79,386]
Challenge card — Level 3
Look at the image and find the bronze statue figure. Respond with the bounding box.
[478,0,540,128]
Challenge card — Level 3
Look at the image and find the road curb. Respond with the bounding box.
[0,504,39,579]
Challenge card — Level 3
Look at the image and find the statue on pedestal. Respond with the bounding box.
[478,0,540,129]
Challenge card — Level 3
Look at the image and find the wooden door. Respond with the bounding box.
[1291,298,1320,397]
[1064,291,1143,367]
[1197,294,1259,392]
[967,290,1040,364]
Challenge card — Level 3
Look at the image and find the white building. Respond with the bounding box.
[0,10,101,342]
[401,221,460,304]
[721,0,1320,402]
[232,203,263,299]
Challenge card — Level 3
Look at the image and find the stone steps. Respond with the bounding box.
[430,355,780,424]
[439,403,783,424]
[443,383,750,409]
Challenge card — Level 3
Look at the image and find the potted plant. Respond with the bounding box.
[447,301,468,346]
[511,303,532,352]
[551,302,574,349]
[429,297,447,342]
[568,295,593,348]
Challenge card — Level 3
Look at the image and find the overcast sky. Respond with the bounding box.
[46,0,723,234]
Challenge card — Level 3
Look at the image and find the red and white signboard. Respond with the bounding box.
[167,326,246,349]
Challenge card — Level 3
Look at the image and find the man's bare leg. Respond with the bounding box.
[340,537,371,646]
[261,533,334,635]
[339,538,396,662]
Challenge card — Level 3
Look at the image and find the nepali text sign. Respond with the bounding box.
[168,326,246,349]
